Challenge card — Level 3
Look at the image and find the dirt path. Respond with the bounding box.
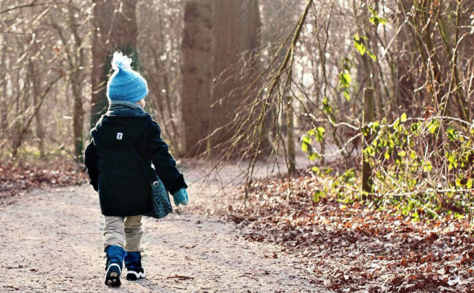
[0,161,323,293]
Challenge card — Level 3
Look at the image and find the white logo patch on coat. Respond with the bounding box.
[117,132,123,140]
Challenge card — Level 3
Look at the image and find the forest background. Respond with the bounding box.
[2,0,474,291]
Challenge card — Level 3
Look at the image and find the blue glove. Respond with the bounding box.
[172,188,189,206]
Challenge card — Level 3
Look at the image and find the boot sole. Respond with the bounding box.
[126,271,145,281]
[105,264,122,287]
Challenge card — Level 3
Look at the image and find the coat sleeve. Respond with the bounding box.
[145,121,187,193]
[84,138,99,191]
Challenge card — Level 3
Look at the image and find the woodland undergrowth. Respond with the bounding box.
[0,161,86,203]
[229,167,474,292]
[227,114,474,292]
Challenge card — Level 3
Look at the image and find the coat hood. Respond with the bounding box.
[92,115,152,149]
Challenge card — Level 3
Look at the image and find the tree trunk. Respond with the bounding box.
[0,33,9,134]
[286,96,295,176]
[396,0,417,116]
[91,0,139,128]
[181,0,213,157]
[362,88,375,196]
[211,0,262,150]
[28,60,46,159]
[68,0,86,163]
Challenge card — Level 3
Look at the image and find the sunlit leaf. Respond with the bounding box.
[301,135,311,152]
[401,113,407,123]
[367,50,377,61]
[354,34,366,56]
[343,90,350,101]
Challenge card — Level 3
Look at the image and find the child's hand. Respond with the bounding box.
[172,188,189,206]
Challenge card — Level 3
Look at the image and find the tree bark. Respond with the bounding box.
[91,0,139,128]
[211,0,262,150]
[396,0,417,116]
[0,33,9,134]
[68,0,86,163]
[181,0,213,157]
[362,88,375,196]
[286,96,295,176]
[28,60,45,159]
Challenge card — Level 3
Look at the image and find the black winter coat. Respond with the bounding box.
[84,106,187,217]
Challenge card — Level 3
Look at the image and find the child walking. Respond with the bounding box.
[84,52,189,287]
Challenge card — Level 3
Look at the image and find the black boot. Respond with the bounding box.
[104,245,126,287]
[125,251,145,281]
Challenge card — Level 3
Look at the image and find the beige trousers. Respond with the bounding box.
[103,215,143,252]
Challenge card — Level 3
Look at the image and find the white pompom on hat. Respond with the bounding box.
[106,52,148,103]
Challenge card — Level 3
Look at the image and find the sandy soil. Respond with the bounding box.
[0,159,324,293]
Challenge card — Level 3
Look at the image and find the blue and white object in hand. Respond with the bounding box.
[172,188,189,206]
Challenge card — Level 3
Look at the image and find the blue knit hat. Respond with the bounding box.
[106,52,148,103]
